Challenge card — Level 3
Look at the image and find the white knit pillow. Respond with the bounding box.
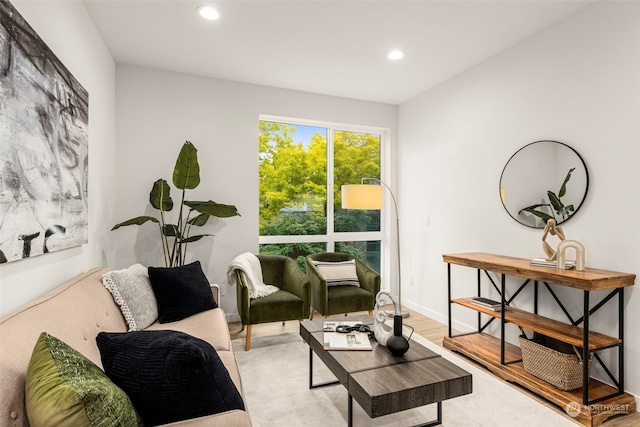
[102,264,158,331]
[313,260,360,287]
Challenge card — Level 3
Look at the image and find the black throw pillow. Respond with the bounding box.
[96,330,244,426]
[148,261,217,323]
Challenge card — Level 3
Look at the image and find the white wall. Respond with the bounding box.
[114,65,398,318]
[399,1,640,396]
[0,1,116,316]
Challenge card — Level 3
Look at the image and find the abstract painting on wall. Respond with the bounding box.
[0,2,89,263]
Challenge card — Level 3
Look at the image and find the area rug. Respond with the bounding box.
[232,332,577,427]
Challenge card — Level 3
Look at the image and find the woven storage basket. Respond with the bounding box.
[519,333,592,390]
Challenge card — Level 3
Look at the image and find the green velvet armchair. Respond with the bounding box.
[305,252,380,319]
[235,254,310,351]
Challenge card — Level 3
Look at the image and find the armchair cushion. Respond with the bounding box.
[326,285,377,314]
[244,288,307,324]
[312,259,359,286]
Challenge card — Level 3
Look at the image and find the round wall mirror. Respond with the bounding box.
[499,140,589,228]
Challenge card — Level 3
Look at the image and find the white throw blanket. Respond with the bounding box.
[227,252,279,299]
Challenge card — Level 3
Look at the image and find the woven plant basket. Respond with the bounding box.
[519,333,592,391]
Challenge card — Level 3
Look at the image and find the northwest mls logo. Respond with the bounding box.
[565,401,581,417]
[566,401,630,417]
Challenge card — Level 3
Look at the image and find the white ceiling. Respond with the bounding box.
[83,0,594,105]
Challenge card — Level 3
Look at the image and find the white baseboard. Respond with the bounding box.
[401,299,475,333]
[226,312,240,323]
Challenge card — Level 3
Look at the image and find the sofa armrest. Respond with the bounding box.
[210,284,220,305]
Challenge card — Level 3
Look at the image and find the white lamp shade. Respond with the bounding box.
[341,184,383,210]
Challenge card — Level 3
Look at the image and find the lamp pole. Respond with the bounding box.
[362,178,408,317]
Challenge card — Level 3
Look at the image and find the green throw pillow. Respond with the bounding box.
[25,332,142,427]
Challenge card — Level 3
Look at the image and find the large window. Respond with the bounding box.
[259,118,385,272]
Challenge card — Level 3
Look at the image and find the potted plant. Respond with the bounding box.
[112,141,240,267]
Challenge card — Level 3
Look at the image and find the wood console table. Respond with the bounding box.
[442,252,636,427]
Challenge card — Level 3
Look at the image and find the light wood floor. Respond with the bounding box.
[229,308,639,427]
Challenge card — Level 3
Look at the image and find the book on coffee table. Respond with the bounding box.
[323,321,372,351]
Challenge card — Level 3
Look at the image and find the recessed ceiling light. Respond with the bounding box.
[387,50,404,61]
[197,5,220,21]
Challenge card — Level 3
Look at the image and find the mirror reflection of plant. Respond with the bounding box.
[112,141,240,267]
[519,167,576,223]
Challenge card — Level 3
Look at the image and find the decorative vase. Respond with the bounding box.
[372,290,410,356]
[386,315,409,356]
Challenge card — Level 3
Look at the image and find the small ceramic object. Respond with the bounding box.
[372,291,393,345]
[557,240,586,271]
[542,219,566,261]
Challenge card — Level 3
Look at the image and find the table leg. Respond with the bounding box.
[309,347,339,389]
[416,401,442,426]
[347,399,443,427]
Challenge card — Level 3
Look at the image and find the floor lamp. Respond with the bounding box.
[341,178,409,317]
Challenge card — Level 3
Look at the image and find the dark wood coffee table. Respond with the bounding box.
[300,316,472,426]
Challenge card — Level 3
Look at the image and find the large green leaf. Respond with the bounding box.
[518,203,547,214]
[557,167,575,198]
[111,216,159,230]
[518,206,554,222]
[184,200,241,218]
[177,234,212,244]
[173,141,200,190]
[188,213,211,226]
[547,191,565,213]
[149,179,173,211]
[162,224,180,237]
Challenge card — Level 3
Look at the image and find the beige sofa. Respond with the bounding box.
[0,266,251,427]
